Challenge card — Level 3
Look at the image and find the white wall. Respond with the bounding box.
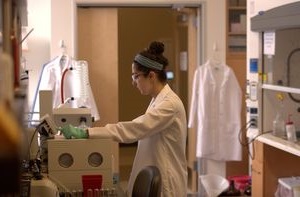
[51,0,76,58]
[23,0,51,109]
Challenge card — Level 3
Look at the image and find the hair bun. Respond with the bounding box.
[148,41,164,55]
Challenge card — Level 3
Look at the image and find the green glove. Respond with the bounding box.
[60,124,89,139]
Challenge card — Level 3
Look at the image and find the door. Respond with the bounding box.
[77,7,120,174]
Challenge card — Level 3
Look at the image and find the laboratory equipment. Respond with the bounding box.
[52,107,93,128]
[48,137,115,192]
[36,114,58,138]
[30,59,99,126]
[34,114,58,171]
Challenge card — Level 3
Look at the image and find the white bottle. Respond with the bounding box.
[286,115,297,143]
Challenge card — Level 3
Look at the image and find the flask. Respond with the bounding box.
[286,115,297,142]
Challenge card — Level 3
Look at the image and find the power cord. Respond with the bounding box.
[238,118,272,160]
[238,120,253,159]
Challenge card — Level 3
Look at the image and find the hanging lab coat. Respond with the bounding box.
[89,84,188,197]
[30,55,99,124]
[188,60,242,161]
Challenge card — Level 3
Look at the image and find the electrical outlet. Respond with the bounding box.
[250,115,258,128]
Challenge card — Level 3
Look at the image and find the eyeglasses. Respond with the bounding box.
[131,73,144,81]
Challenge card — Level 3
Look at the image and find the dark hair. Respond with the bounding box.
[134,41,169,82]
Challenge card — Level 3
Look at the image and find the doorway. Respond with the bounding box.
[76,5,200,192]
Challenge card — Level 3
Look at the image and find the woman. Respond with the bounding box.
[88,41,188,197]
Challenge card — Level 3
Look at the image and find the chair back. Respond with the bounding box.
[132,165,162,197]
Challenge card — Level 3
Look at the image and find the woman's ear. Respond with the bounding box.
[149,71,156,79]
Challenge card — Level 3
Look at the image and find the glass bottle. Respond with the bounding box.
[272,106,285,138]
[273,94,285,138]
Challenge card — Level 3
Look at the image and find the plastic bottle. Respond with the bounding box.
[286,115,297,143]
[272,103,285,138]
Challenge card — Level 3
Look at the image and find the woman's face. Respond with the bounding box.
[131,63,153,95]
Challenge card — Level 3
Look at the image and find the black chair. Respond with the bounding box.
[132,165,162,197]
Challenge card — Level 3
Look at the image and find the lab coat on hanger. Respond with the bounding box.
[30,55,99,124]
[89,84,188,197]
[188,60,242,161]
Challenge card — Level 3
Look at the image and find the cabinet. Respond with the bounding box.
[226,0,246,57]
[250,2,300,196]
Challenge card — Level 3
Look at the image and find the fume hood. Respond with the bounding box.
[249,2,300,196]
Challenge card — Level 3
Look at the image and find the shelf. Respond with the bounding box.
[228,32,246,35]
[226,52,246,59]
[228,6,246,10]
[262,84,300,94]
[227,0,247,55]
[257,133,300,157]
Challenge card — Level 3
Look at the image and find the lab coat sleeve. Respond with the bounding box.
[188,67,199,128]
[88,126,113,139]
[88,99,177,143]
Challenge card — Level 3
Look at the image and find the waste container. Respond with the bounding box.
[199,174,229,197]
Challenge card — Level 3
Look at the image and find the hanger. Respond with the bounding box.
[209,43,222,69]
[59,40,69,66]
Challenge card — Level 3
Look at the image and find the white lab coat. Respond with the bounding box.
[188,60,242,161]
[30,55,99,124]
[89,84,188,197]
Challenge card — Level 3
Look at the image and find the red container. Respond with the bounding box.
[227,175,251,192]
[82,174,103,197]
